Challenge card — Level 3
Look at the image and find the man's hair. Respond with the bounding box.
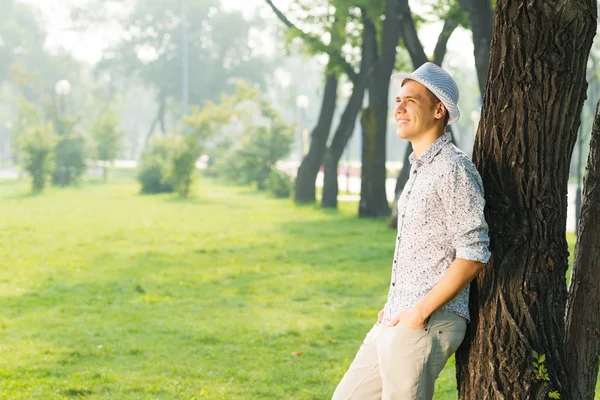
[424,88,449,127]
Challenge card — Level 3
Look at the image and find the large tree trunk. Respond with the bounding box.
[564,100,600,400]
[458,0,493,95]
[322,9,375,209]
[294,71,338,202]
[358,0,401,218]
[455,1,596,398]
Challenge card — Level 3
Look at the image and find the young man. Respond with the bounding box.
[332,62,491,400]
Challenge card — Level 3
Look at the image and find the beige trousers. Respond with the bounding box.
[332,310,466,400]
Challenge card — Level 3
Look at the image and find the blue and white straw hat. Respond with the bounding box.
[391,62,460,125]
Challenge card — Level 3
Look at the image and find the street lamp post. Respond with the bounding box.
[55,79,71,186]
[55,79,72,118]
[296,95,309,160]
[181,0,189,117]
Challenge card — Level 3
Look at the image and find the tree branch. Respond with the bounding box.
[264,0,358,83]
[398,0,428,68]
[433,13,460,66]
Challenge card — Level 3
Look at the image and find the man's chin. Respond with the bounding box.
[396,129,409,139]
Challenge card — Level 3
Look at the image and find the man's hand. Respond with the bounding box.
[386,308,427,328]
[377,309,384,324]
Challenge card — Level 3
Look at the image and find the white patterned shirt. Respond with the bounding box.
[383,132,491,322]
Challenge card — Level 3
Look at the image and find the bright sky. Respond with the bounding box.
[17,0,474,68]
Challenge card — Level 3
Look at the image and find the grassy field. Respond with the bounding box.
[0,176,594,399]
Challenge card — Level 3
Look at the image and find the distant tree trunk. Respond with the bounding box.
[564,100,600,400]
[358,0,401,218]
[294,71,338,202]
[322,9,375,209]
[433,13,461,66]
[455,1,596,398]
[458,0,493,95]
[144,92,166,146]
[388,1,458,227]
[158,94,167,134]
[103,165,108,182]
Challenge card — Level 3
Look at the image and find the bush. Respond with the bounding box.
[137,135,201,197]
[216,119,294,190]
[267,169,293,198]
[19,124,55,193]
[52,135,87,187]
[169,136,202,197]
[137,137,175,194]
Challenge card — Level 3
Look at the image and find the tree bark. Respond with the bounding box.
[458,0,493,95]
[358,0,402,218]
[294,71,338,202]
[564,100,600,400]
[456,1,596,398]
[322,10,375,209]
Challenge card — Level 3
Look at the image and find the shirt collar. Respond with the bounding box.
[409,132,452,167]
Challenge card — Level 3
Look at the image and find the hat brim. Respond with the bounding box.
[391,73,460,125]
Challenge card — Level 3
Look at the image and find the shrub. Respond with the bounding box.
[52,135,87,187]
[267,169,293,198]
[90,107,124,182]
[137,137,175,194]
[169,136,202,197]
[19,124,55,193]
[223,118,294,190]
[137,135,202,197]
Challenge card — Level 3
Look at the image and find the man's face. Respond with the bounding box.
[394,80,445,140]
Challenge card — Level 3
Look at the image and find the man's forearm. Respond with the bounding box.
[414,258,484,320]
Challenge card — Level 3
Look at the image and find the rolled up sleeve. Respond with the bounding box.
[439,159,491,264]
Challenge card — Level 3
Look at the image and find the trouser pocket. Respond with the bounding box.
[428,319,466,378]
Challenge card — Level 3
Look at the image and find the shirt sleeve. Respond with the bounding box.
[438,158,491,264]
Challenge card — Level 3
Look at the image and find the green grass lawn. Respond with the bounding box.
[0,176,595,399]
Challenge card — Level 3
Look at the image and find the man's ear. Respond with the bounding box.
[435,103,447,121]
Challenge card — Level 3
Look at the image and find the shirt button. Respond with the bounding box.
[392,283,395,286]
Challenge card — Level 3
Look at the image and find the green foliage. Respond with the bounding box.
[52,134,87,187]
[212,94,295,191]
[90,107,124,164]
[18,124,55,193]
[532,350,550,381]
[182,81,260,141]
[548,391,560,399]
[138,134,202,197]
[95,0,271,119]
[267,169,293,198]
[233,122,294,190]
[168,136,202,197]
[137,137,175,194]
[11,98,42,163]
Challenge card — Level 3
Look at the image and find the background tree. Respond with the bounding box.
[95,0,271,141]
[457,0,494,95]
[358,0,403,217]
[265,0,358,203]
[322,6,376,209]
[90,107,124,182]
[564,100,600,400]
[455,0,597,398]
[19,124,55,193]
